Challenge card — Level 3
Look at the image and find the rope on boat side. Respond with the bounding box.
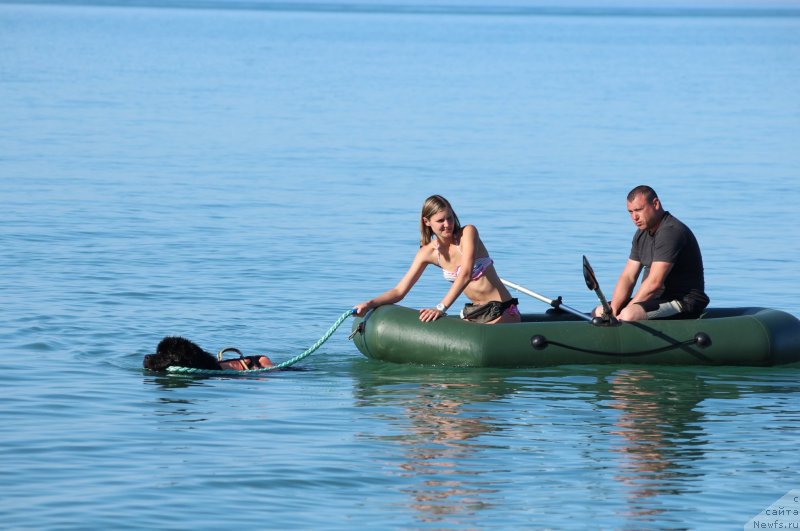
[166,309,355,375]
[530,331,712,357]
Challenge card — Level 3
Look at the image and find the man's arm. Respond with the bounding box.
[630,260,673,304]
[610,259,643,316]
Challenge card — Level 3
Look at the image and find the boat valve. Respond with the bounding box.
[348,322,365,340]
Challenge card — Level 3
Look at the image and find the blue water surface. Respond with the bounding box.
[1,2,799,529]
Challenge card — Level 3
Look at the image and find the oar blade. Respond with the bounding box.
[582,255,599,291]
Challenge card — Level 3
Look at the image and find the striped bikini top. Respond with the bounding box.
[434,241,494,283]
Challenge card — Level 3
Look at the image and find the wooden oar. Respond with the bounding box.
[500,278,591,322]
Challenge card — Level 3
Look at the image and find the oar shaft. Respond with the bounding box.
[501,279,591,322]
[594,288,613,314]
[500,278,552,305]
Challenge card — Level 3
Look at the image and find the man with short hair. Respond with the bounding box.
[594,185,710,321]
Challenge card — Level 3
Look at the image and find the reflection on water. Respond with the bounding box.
[350,364,788,527]
[396,382,500,521]
[142,373,277,430]
[135,360,800,527]
[353,368,512,524]
[603,369,707,522]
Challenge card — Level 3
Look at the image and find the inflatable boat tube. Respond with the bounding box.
[350,305,800,367]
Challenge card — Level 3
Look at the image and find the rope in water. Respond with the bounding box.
[166,309,355,375]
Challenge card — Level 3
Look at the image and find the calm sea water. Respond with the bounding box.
[2,2,799,529]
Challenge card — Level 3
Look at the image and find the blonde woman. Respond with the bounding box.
[354,195,520,324]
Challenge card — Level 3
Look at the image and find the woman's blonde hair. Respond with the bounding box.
[419,195,462,247]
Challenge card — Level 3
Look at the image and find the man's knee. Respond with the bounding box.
[618,304,646,321]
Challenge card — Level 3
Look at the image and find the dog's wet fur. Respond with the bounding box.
[143,336,223,371]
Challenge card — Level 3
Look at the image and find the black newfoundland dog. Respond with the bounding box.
[143,336,273,371]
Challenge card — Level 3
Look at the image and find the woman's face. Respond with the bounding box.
[425,207,455,239]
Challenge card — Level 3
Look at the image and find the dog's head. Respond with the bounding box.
[143,336,221,371]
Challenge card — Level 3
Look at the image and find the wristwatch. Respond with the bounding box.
[435,303,447,314]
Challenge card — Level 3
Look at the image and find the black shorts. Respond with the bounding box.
[460,298,520,323]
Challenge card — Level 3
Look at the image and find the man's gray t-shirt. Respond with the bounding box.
[629,212,709,310]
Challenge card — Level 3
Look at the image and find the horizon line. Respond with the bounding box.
[3,0,800,18]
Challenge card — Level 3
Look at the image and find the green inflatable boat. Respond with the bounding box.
[350,304,800,367]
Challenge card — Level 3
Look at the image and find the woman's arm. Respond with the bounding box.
[353,246,431,316]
